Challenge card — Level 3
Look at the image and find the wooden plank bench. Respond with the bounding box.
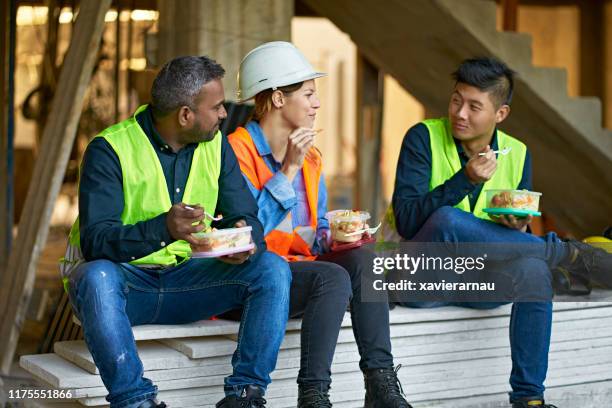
[18,292,612,407]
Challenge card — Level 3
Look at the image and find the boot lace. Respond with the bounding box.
[373,365,411,408]
[299,388,332,408]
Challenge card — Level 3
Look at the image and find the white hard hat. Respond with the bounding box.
[237,41,326,102]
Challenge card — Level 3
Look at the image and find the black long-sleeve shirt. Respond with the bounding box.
[78,106,265,262]
[392,122,532,240]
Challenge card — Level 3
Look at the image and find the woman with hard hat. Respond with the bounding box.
[228,41,412,408]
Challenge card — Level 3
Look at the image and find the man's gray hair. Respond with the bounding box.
[151,56,225,117]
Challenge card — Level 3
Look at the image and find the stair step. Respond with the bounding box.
[493,31,533,67]
[436,0,497,34]
[557,96,603,141]
[520,65,569,102]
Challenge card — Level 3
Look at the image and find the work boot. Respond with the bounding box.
[216,385,267,408]
[556,239,612,288]
[511,398,558,407]
[137,400,167,408]
[364,365,412,408]
[298,385,332,408]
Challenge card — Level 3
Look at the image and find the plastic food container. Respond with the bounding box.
[191,226,254,258]
[484,189,542,217]
[325,210,371,243]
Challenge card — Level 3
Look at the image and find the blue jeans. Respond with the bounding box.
[68,251,291,408]
[399,206,564,401]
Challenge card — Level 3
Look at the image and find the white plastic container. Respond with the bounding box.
[485,189,541,211]
[484,189,542,217]
[325,210,371,243]
[191,226,254,258]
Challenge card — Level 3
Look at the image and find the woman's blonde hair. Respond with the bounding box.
[251,82,304,121]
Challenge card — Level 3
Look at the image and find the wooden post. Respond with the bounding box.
[579,0,604,100]
[114,3,122,122]
[501,0,519,31]
[605,0,612,128]
[0,0,16,274]
[0,0,112,374]
[355,53,384,222]
[36,0,61,149]
[157,0,293,101]
[127,3,134,113]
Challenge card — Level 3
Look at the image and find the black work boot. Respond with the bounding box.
[364,365,412,408]
[298,384,332,408]
[556,239,612,288]
[216,385,267,408]
[137,400,167,408]
[512,398,558,408]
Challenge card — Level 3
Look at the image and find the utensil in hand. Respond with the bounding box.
[478,147,512,157]
[184,205,223,221]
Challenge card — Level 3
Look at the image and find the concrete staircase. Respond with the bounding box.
[18,296,612,407]
[302,0,612,237]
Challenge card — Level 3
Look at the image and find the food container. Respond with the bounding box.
[325,210,371,243]
[484,189,542,216]
[191,226,254,258]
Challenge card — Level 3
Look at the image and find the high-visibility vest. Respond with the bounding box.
[228,126,321,262]
[381,117,527,242]
[60,105,222,288]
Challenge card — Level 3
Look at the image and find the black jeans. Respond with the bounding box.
[221,247,394,389]
[291,247,394,389]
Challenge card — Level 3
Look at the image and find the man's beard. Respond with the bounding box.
[183,120,219,144]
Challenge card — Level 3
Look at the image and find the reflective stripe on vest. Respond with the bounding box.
[228,126,321,262]
[379,118,527,244]
[62,105,222,276]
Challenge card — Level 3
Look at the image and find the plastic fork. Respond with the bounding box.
[344,222,383,237]
[184,205,223,221]
[478,147,512,157]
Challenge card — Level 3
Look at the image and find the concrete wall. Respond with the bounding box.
[292,17,426,207]
[292,17,357,181]
[157,0,293,101]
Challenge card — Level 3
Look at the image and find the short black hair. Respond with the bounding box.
[452,57,515,107]
[151,56,225,117]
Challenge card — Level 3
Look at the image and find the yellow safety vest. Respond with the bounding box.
[60,105,222,289]
[381,117,527,242]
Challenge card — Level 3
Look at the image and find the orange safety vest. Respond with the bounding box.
[228,126,322,262]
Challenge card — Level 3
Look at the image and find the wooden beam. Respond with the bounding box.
[579,0,604,99]
[294,0,320,17]
[501,0,519,31]
[0,0,112,374]
[18,0,157,10]
[605,0,612,129]
[355,53,384,222]
[0,0,16,273]
[114,3,122,121]
[35,0,61,149]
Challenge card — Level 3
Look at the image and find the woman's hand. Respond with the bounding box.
[281,127,316,181]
